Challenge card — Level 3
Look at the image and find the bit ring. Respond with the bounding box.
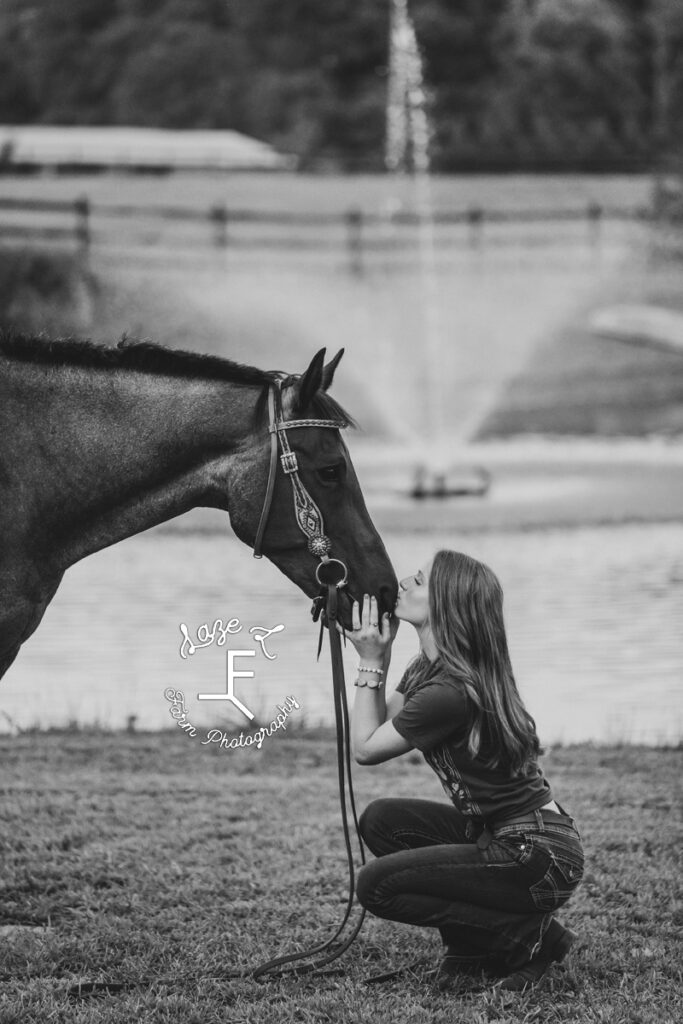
[315,558,348,588]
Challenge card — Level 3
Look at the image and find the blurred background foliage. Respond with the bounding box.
[0,0,682,171]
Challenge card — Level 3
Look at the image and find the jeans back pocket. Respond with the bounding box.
[529,830,584,912]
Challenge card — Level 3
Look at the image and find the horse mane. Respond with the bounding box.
[0,329,356,427]
[0,328,278,387]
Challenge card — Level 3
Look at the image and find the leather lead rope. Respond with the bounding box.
[249,379,367,977]
[251,581,366,980]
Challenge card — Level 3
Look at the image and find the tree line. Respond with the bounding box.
[0,0,682,172]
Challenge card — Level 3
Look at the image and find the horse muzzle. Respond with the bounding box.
[310,578,395,631]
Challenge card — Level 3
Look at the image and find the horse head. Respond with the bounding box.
[224,349,398,629]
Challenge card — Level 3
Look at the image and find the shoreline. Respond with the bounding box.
[2,726,680,750]
[142,435,683,537]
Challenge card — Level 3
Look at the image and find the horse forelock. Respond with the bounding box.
[276,373,356,429]
[308,390,357,429]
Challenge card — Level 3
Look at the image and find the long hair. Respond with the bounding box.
[428,550,541,774]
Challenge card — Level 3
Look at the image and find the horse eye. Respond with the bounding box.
[317,464,343,484]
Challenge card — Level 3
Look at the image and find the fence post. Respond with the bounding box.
[74,196,90,250]
[587,201,603,247]
[467,206,484,247]
[346,207,364,275]
[210,204,228,248]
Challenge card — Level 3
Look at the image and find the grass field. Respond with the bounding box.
[0,731,681,1024]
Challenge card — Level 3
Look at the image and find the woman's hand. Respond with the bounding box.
[338,594,396,662]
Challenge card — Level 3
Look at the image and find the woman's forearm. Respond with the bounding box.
[351,659,387,755]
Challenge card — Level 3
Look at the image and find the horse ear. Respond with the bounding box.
[295,348,326,412]
[321,348,344,391]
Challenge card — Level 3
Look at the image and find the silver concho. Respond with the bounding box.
[309,535,332,557]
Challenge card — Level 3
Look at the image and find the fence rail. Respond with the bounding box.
[0,193,664,272]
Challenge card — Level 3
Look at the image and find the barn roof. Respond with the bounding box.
[0,125,294,171]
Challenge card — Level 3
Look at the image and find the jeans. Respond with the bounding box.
[356,798,584,970]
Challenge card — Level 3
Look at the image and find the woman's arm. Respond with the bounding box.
[376,643,403,722]
[353,701,412,764]
[344,596,412,765]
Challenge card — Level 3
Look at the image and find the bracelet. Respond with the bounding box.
[354,676,384,689]
[357,664,384,675]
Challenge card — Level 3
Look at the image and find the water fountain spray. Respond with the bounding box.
[386,0,444,452]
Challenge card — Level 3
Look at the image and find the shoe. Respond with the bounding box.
[495,927,577,993]
[435,950,497,992]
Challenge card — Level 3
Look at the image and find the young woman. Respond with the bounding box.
[342,549,583,992]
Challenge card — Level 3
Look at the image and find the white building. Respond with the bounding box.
[0,125,294,172]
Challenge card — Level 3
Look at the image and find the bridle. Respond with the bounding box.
[250,378,367,981]
[253,377,350,594]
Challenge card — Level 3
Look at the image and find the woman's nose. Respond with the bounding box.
[399,576,409,591]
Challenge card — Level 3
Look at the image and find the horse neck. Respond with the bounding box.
[6,361,262,568]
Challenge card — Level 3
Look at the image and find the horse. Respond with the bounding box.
[0,331,398,682]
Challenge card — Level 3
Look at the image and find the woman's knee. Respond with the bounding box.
[359,799,384,844]
[356,858,385,912]
[359,798,403,851]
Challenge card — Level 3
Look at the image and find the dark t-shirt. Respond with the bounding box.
[392,655,552,823]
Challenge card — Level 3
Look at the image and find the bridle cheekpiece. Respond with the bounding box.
[253,380,350,590]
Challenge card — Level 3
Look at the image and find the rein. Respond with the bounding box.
[250,380,366,980]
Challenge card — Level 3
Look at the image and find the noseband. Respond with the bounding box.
[253,380,350,590]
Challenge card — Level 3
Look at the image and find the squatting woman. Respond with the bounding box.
[342,549,584,992]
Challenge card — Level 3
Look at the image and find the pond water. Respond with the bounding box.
[1,520,681,746]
